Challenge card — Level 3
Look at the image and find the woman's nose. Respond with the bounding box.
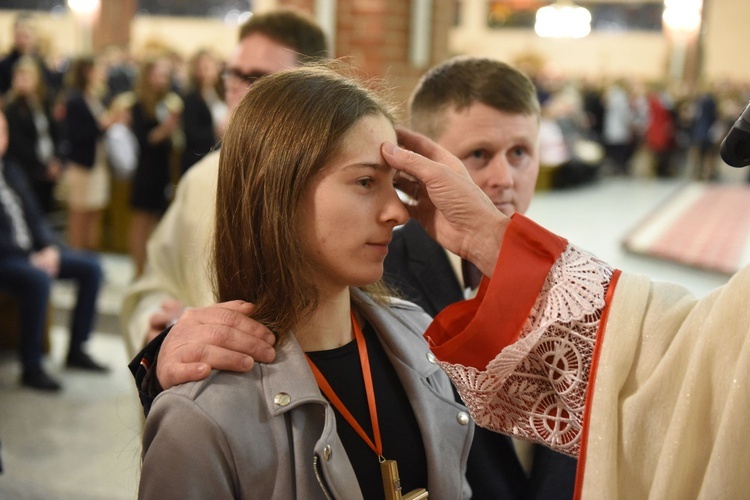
[384,186,410,226]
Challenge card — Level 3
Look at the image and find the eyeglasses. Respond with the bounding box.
[222,68,268,86]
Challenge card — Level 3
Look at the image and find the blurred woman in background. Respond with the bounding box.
[3,55,61,214]
[61,56,112,250]
[128,56,182,277]
[180,49,226,175]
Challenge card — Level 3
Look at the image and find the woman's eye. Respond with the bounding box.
[469,149,487,160]
[356,178,373,188]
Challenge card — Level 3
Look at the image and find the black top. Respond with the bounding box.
[130,101,174,213]
[307,320,428,498]
[4,96,59,180]
[180,90,218,174]
[63,90,103,168]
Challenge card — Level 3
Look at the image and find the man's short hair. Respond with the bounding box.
[408,57,540,139]
[239,10,328,63]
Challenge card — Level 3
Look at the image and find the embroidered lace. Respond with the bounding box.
[438,244,614,457]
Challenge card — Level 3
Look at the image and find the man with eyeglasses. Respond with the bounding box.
[120,9,328,356]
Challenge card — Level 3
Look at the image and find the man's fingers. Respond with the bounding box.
[191,323,277,363]
[157,343,263,389]
[158,361,212,389]
[194,344,259,371]
[394,128,468,173]
[383,141,467,192]
[158,344,258,389]
[179,305,277,350]
[383,140,428,179]
[394,128,441,159]
[211,299,257,313]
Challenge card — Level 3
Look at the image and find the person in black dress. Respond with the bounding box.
[180,49,226,175]
[128,56,182,277]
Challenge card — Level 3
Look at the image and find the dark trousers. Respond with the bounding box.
[605,143,633,174]
[0,250,102,372]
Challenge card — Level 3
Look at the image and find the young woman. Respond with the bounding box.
[128,56,182,277]
[139,67,473,499]
[179,49,226,174]
[62,56,112,250]
[3,56,61,214]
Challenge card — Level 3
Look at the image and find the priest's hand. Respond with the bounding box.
[383,128,508,277]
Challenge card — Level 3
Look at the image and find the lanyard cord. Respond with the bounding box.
[305,312,384,459]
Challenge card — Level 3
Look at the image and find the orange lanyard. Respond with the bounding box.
[305,312,384,459]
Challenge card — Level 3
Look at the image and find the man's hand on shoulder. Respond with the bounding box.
[156,301,277,389]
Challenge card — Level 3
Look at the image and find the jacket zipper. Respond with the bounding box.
[313,454,334,500]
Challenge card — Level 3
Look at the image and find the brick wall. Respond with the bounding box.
[277,0,452,121]
[92,0,137,50]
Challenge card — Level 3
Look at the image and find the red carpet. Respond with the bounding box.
[622,183,750,275]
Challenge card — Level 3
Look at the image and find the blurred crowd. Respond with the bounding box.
[530,67,750,187]
[2,10,749,269]
[0,12,232,391]
[1,13,226,275]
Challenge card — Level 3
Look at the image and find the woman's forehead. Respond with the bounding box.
[329,115,396,164]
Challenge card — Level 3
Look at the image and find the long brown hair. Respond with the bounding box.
[64,56,95,94]
[214,65,395,340]
[187,48,223,95]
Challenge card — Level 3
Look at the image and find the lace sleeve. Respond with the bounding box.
[438,244,615,457]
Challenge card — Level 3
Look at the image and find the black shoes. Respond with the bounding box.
[21,352,108,391]
[21,369,62,392]
[66,351,110,373]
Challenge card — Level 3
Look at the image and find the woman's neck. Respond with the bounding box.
[295,287,353,352]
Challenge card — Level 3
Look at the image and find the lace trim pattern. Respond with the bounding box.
[438,244,614,457]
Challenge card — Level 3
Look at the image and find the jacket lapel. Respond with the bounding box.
[356,290,473,498]
[401,221,464,316]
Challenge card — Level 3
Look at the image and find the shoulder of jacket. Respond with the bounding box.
[166,368,261,406]
[384,296,424,312]
[381,298,433,334]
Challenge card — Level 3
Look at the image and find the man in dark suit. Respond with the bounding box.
[384,57,577,500]
[0,110,108,391]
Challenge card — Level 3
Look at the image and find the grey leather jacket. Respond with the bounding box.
[139,289,474,499]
